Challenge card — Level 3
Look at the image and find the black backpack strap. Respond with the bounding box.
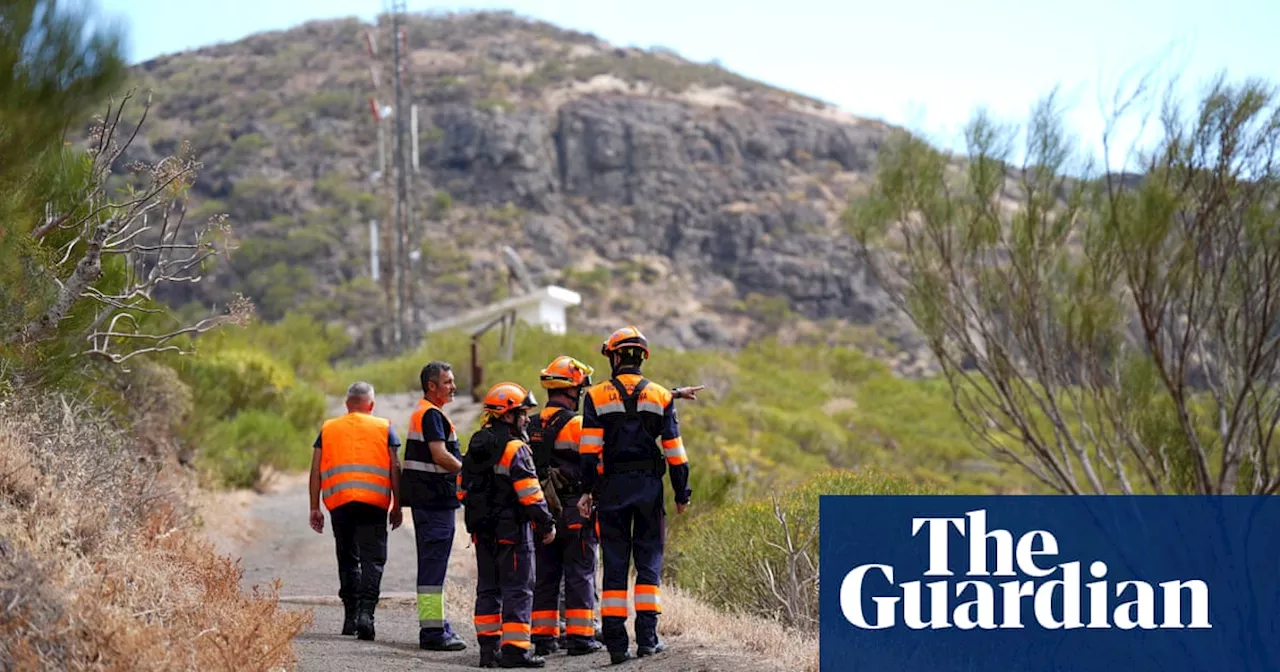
[604,377,663,476]
[609,377,649,417]
[544,408,577,450]
[533,407,576,477]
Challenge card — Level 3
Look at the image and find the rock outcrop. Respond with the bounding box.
[126,11,935,373]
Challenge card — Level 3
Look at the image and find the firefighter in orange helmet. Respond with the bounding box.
[528,355,704,658]
[459,382,556,668]
[577,327,691,664]
[525,355,604,657]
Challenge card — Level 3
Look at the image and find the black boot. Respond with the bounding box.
[354,599,376,641]
[479,639,500,668]
[341,600,358,636]
[421,623,468,651]
[636,640,666,657]
[533,638,560,657]
[609,650,632,665]
[499,646,546,668]
[565,638,603,656]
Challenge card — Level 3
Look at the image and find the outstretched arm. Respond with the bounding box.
[661,399,691,512]
[672,384,706,400]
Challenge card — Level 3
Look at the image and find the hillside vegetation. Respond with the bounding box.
[335,323,1043,500]
[12,0,1276,661]
[116,9,933,374]
[0,3,323,667]
[0,393,309,670]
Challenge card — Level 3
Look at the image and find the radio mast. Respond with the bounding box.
[390,0,409,349]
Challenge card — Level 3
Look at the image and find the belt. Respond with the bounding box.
[609,458,663,474]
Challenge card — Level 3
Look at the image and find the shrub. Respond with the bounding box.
[667,467,938,630]
[333,323,1038,503]
[0,393,309,670]
[175,324,332,488]
[198,409,314,488]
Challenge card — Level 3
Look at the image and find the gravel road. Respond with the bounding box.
[222,393,768,671]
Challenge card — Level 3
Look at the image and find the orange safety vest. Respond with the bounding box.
[319,412,394,511]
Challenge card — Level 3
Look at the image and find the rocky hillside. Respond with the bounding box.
[123,10,931,373]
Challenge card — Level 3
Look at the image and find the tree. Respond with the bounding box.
[0,0,125,210]
[0,0,246,387]
[845,72,1280,496]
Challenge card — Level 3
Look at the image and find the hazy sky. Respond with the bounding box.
[96,0,1278,171]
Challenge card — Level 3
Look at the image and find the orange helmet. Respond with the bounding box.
[540,355,594,390]
[600,326,649,359]
[482,381,538,416]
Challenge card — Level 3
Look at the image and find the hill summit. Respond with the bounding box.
[127,9,930,373]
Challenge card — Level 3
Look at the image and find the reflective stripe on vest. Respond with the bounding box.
[404,398,460,470]
[319,412,393,511]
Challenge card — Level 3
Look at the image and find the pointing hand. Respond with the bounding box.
[675,385,706,400]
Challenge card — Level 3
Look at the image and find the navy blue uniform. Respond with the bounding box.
[579,369,690,655]
[459,422,556,661]
[529,402,600,650]
[401,399,462,646]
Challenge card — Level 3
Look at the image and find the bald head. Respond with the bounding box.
[346,381,375,412]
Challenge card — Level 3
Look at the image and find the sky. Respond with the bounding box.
[94,0,1279,172]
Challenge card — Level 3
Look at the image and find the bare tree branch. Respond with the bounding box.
[7,87,246,366]
[847,70,1280,495]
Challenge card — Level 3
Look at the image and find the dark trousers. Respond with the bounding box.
[474,535,534,655]
[533,496,599,644]
[331,501,389,606]
[413,507,459,643]
[597,475,665,653]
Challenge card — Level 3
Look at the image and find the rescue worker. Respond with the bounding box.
[577,327,691,665]
[401,361,467,651]
[527,356,604,657]
[308,381,404,642]
[459,382,557,668]
[529,357,705,657]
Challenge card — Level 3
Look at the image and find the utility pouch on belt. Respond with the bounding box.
[541,475,563,517]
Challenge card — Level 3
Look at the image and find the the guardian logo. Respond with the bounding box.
[840,509,1212,631]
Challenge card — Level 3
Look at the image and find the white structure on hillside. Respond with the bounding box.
[425,284,582,336]
[423,247,581,400]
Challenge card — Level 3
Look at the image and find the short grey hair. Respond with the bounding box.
[420,361,452,394]
[346,381,375,402]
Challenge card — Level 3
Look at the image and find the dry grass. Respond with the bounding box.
[428,508,817,671]
[659,585,819,672]
[0,394,310,671]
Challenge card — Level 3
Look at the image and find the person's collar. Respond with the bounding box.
[547,397,575,410]
[613,365,642,376]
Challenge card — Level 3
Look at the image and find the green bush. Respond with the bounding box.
[175,319,339,488]
[333,322,1039,504]
[197,409,313,488]
[667,467,937,629]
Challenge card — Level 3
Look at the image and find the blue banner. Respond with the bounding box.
[819,495,1280,672]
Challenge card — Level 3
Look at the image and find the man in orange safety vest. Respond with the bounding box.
[309,381,405,641]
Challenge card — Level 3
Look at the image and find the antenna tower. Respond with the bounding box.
[364,0,418,351]
[390,0,410,349]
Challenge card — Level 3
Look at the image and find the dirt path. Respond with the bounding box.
[216,393,774,671]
